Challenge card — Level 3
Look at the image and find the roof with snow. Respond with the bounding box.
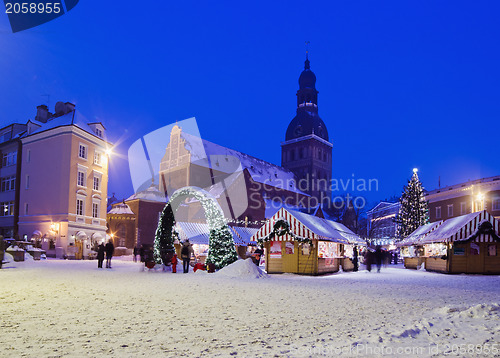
[180,131,306,194]
[175,222,255,246]
[126,182,166,202]
[251,207,365,245]
[21,110,107,142]
[108,202,134,215]
[397,221,443,247]
[419,210,499,244]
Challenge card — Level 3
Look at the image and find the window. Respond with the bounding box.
[447,204,453,217]
[78,144,87,159]
[0,201,14,216]
[0,176,15,192]
[94,151,102,166]
[25,175,30,189]
[95,128,102,138]
[92,202,99,218]
[493,198,500,211]
[93,176,100,191]
[77,171,86,187]
[2,152,17,167]
[76,199,84,216]
[436,206,441,219]
[460,202,466,215]
[26,149,31,163]
[25,203,28,215]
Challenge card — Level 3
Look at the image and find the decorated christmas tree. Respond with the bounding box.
[394,168,430,239]
[205,226,238,269]
[153,203,176,264]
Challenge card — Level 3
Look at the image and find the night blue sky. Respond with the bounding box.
[1,1,499,208]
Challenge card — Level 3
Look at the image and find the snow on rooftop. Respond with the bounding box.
[288,209,365,245]
[398,221,443,246]
[108,202,134,215]
[181,131,305,194]
[126,183,166,202]
[420,211,484,244]
[175,222,251,246]
[23,110,105,141]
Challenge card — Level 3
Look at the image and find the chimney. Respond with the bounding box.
[65,102,75,113]
[35,105,49,123]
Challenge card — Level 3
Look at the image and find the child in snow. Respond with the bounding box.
[171,253,178,273]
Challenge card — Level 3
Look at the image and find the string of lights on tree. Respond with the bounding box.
[394,168,430,239]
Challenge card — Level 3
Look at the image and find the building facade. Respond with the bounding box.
[425,175,500,223]
[158,124,310,225]
[367,201,400,244]
[0,123,27,239]
[107,183,166,251]
[17,102,110,259]
[281,55,333,205]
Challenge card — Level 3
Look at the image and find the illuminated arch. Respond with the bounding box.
[154,186,238,269]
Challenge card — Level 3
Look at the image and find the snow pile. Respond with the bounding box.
[3,252,13,262]
[439,303,500,319]
[216,258,268,279]
[6,245,23,252]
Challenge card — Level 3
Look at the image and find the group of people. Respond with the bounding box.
[363,246,398,273]
[97,240,114,268]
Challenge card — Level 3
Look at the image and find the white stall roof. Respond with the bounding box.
[420,210,499,244]
[397,221,443,247]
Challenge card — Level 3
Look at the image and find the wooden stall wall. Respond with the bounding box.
[265,241,282,273]
[425,257,448,273]
[484,242,500,274]
[450,241,500,274]
[298,241,317,275]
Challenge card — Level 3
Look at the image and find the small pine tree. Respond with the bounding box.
[154,203,176,264]
[205,226,238,269]
[394,169,430,239]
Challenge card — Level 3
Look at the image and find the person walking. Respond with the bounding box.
[97,243,105,268]
[180,240,194,273]
[133,246,138,262]
[375,245,383,273]
[352,246,359,272]
[105,240,114,269]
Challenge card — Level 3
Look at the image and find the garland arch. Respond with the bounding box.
[154,186,238,269]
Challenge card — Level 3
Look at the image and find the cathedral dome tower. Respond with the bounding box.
[281,54,333,205]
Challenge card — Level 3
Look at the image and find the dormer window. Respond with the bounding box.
[95,128,102,137]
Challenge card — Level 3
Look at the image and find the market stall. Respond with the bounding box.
[397,221,442,269]
[250,208,365,275]
[401,210,500,274]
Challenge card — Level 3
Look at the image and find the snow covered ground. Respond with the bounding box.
[1,257,499,357]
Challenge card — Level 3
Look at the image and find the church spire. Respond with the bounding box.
[305,41,310,69]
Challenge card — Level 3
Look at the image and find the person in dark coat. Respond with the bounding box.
[252,247,264,266]
[352,246,359,272]
[97,243,105,268]
[133,246,138,262]
[375,245,383,273]
[180,240,194,273]
[364,248,373,272]
[105,240,114,268]
[139,245,145,262]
